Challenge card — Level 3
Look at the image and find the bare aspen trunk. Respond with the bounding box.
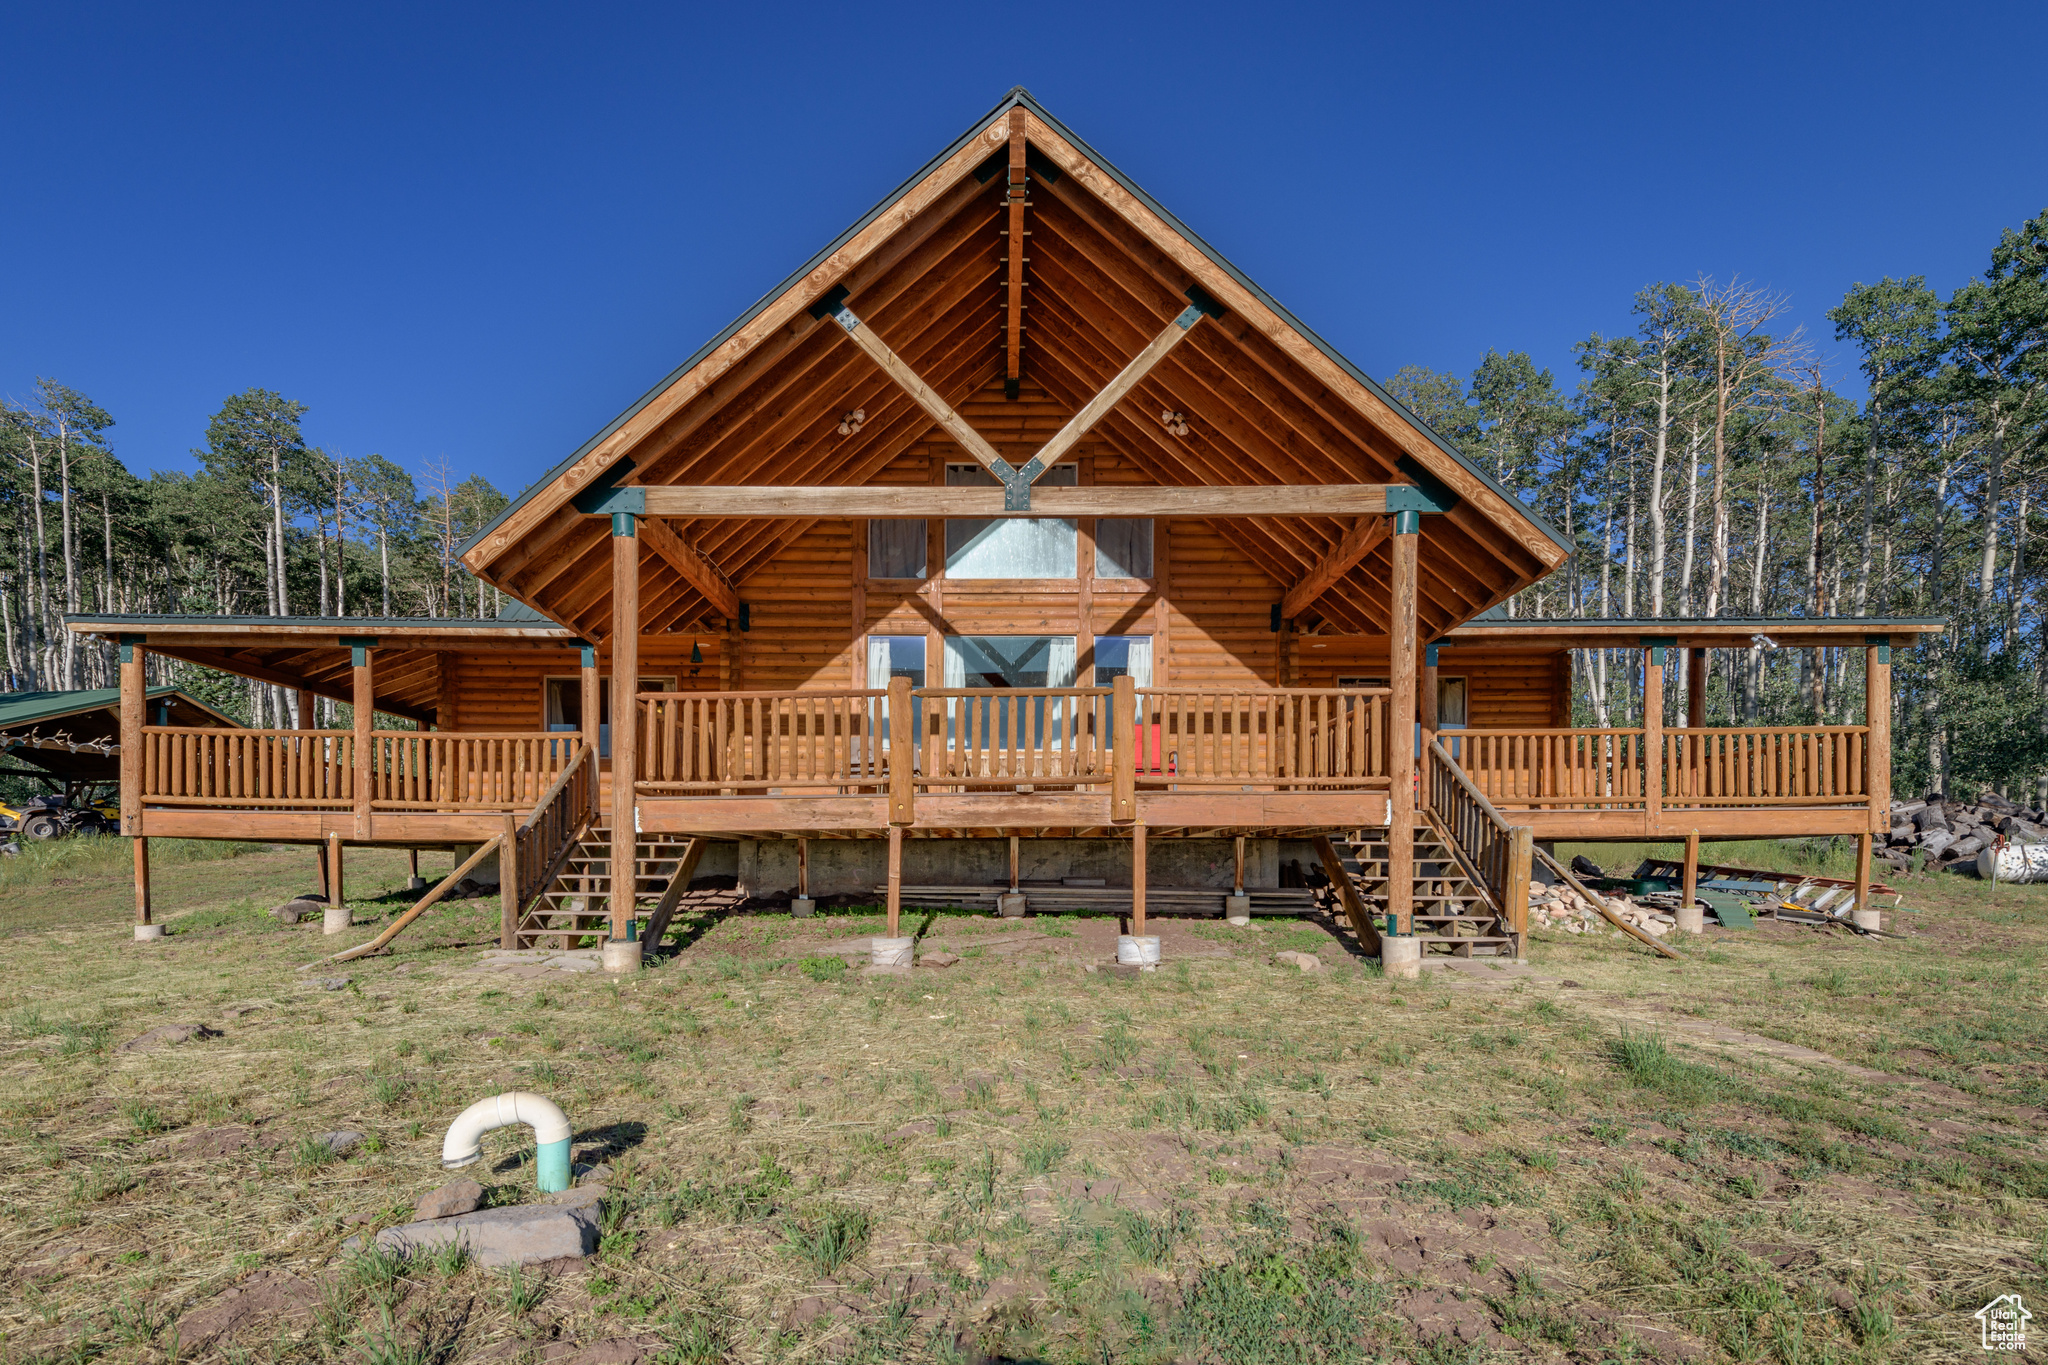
[379,524,392,616]
[1856,419,1877,614]
[1648,356,1670,615]
[2007,484,2030,651]
[1679,423,1702,614]
[1978,428,2004,611]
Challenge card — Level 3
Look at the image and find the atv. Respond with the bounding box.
[0,789,117,840]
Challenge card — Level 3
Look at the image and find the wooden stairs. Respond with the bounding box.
[514,827,703,950]
[1340,824,1521,958]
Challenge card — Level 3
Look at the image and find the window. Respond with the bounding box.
[865,635,926,688]
[943,462,1078,579]
[942,635,1078,749]
[1095,519,1154,579]
[1436,676,1468,728]
[1092,635,1153,687]
[544,675,674,758]
[867,519,926,578]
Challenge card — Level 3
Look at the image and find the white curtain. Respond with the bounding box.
[943,638,966,688]
[1047,636,1077,687]
[1126,635,1153,688]
[867,636,892,692]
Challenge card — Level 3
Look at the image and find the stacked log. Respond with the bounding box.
[1878,789,2048,876]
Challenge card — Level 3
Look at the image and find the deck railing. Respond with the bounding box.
[141,728,355,807]
[1427,739,1531,941]
[511,745,594,921]
[631,685,1393,794]
[139,727,582,811]
[1662,725,1869,807]
[1444,723,1870,810]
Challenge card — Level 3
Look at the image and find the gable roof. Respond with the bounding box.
[0,686,238,733]
[462,88,1570,641]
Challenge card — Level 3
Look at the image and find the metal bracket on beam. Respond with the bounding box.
[1184,285,1226,319]
[1866,634,1892,664]
[1392,456,1461,514]
[118,632,145,664]
[1385,484,1457,516]
[1391,509,1422,535]
[571,457,645,516]
[1424,643,1441,667]
[339,635,379,667]
[612,511,638,537]
[580,643,597,668]
[1641,636,1675,667]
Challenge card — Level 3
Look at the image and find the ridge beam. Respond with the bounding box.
[1281,516,1393,620]
[1005,109,1027,398]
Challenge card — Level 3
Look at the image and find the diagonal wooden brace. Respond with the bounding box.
[821,287,1222,511]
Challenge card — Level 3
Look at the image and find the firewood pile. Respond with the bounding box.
[1883,791,2048,875]
[1527,883,1676,937]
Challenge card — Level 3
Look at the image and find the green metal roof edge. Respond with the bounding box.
[65,613,574,631]
[1448,614,1946,629]
[0,686,240,731]
[455,86,1570,572]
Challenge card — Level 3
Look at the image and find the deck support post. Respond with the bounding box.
[350,643,375,839]
[1131,822,1147,936]
[1854,831,1873,920]
[1682,829,1700,919]
[500,811,520,950]
[1387,513,1419,936]
[580,643,602,823]
[886,825,903,938]
[1232,836,1245,896]
[327,831,345,911]
[1865,637,1891,832]
[1008,835,1019,893]
[610,515,641,948]
[296,687,316,730]
[134,837,151,929]
[1642,641,1666,836]
[1685,649,1707,726]
[118,635,144,838]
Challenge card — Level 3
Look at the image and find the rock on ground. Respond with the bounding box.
[118,1023,220,1052]
[369,1200,600,1268]
[1273,950,1322,972]
[272,899,323,924]
[315,1130,365,1157]
[413,1178,485,1221]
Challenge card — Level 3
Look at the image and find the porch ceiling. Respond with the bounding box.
[462,91,1568,647]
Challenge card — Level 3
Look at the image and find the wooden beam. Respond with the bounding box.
[118,640,143,836]
[637,484,1418,519]
[1006,108,1027,392]
[824,302,1011,478]
[1280,517,1391,620]
[610,521,641,944]
[638,516,741,619]
[1028,305,1208,476]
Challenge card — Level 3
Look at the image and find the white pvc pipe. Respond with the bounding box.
[441,1091,573,1191]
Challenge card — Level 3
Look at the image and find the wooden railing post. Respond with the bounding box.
[580,642,601,823]
[1866,636,1891,832]
[1642,640,1666,836]
[1112,675,1137,822]
[118,635,144,838]
[1419,643,1439,806]
[1507,825,1532,950]
[888,677,915,825]
[346,638,376,839]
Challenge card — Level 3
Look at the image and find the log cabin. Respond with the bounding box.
[70,90,1941,964]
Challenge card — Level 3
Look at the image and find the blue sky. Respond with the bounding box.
[4,1,2044,501]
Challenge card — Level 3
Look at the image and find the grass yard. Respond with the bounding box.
[0,837,2043,1363]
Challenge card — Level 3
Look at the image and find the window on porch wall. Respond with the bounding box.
[865,636,926,747]
[544,675,672,759]
[943,634,1077,749]
[943,462,1078,578]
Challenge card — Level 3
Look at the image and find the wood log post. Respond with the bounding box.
[1112,674,1137,823]
[1419,643,1439,808]
[887,676,915,825]
[316,842,329,902]
[134,837,151,929]
[1131,822,1147,936]
[1008,834,1020,893]
[500,810,520,950]
[118,635,144,838]
[328,830,345,910]
[1507,826,1533,953]
[1682,829,1700,917]
[886,824,903,938]
[1387,514,1419,934]
[1866,637,1891,832]
[610,517,641,944]
[1642,640,1667,836]
[347,639,376,840]
[1233,835,1246,895]
[296,687,316,730]
[1854,831,1873,919]
[797,837,809,899]
[580,643,602,823]
[1686,648,1708,726]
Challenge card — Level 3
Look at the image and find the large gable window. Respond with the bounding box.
[943,463,1078,579]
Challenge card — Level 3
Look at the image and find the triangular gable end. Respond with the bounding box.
[463,89,1567,641]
